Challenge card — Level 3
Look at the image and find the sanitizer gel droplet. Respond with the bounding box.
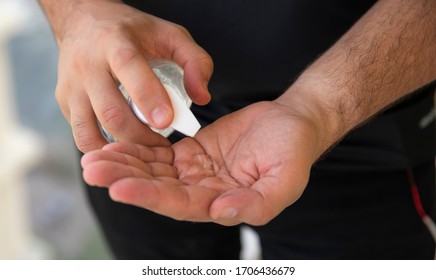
[99,60,201,142]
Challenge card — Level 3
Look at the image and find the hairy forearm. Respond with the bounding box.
[279,0,436,156]
[38,0,122,44]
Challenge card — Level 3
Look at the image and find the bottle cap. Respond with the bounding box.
[131,84,201,137]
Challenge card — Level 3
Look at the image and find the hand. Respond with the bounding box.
[52,1,213,151]
[81,101,323,226]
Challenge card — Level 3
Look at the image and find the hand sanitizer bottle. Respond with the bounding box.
[100,60,201,142]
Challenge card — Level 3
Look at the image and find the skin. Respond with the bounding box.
[81,101,318,226]
[39,0,436,225]
[38,0,212,151]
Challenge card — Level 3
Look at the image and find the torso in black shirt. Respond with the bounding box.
[123,0,435,170]
[125,0,377,101]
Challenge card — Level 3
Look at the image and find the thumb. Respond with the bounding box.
[209,176,304,226]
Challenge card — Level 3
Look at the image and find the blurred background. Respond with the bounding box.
[0,0,112,259]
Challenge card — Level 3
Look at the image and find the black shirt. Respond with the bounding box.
[124,0,435,170]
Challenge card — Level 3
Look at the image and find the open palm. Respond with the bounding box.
[81,101,321,226]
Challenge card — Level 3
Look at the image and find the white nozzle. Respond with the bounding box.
[131,84,201,137]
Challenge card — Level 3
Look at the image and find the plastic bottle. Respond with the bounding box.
[99,60,200,142]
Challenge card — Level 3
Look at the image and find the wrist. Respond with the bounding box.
[275,73,354,159]
[38,0,123,44]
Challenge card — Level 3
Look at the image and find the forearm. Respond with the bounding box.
[38,0,122,44]
[278,0,436,156]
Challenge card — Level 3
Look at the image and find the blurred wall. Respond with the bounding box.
[0,0,111,259]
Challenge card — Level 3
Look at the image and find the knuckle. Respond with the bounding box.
[71,120,97,152]
[165,22,192,40]
[54,85,67,109]
[197,53,214,70]
[109,43,140,71]
[54,87,63,103]
[173,24,190,36]
[99,105,127,131]
[53,84,73,122]
[69,46,93,74]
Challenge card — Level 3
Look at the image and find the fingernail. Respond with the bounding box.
[219,207,238,220]
[151,106,169,127]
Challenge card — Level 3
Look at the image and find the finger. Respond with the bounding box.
[209,188,266,226]
[170,36,213,105]
[85,71,168,147]
[103,142,174,164]
[68,90,108,152]
[107,41,173,129]
[83,160,152,187]
[82,149,177,177]
[54,81,71,123]
[108,178,219,222]
[55,74,108,152]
